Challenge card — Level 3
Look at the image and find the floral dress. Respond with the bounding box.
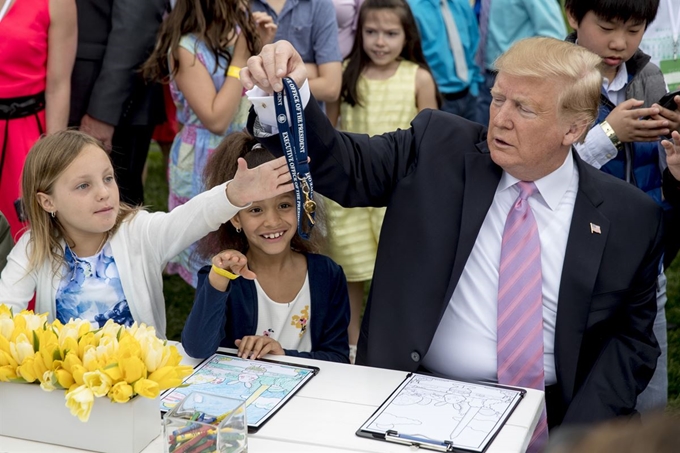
[166,34,251,287]
[55,243,133,328]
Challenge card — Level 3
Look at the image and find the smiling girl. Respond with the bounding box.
[324,0,438,361]
[181,131,351,363]
[0,130,294,337]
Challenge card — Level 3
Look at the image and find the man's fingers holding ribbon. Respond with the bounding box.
[241,40,307,93]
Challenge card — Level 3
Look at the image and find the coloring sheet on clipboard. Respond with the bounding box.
[360,374,524,452]
[160,353,316,428]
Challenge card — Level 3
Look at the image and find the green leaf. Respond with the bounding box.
[52,348,63,361]
[32,330,40,353]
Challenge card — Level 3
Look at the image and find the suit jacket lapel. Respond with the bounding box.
[442,142,502,307]
[555,153,609,400]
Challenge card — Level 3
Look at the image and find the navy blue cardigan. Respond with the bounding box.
[182,253,351,363]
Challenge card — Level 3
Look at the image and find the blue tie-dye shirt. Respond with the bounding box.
[56,243,132,328]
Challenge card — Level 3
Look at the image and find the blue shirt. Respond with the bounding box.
[484,0,566,70]
[408,0,483,95]
[250,0,342,65]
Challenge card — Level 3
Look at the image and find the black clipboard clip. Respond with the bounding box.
[385,430,455,452]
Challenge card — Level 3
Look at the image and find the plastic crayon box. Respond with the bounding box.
[162,392,247,453]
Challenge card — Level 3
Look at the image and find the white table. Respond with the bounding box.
[0,346,544,453]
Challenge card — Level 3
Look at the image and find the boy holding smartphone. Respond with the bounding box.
[566,0,672,415]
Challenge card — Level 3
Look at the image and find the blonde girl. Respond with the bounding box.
[0,130,294,337]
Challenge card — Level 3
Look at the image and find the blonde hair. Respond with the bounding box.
[494,37,602,141]
[21,130,139,273]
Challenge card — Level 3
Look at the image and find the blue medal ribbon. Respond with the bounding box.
[274,78,316,239]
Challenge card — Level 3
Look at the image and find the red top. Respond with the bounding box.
[0,0,50,97]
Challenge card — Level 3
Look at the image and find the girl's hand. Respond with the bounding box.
[252,12,277,46]
[235,335,285,359]
[208,250,256,291]
[213,249,256,278]
[226,155,294,206]
[661,131,680,181]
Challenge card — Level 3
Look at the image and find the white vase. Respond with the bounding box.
[0,382,160,453]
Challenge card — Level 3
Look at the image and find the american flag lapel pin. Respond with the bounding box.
[590,223,601,234]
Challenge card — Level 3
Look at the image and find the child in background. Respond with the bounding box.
[182,132,351,363]
[565,0,673,414]
[142,0,277,287]
[0,130,294,338]
[250,0,343,104]
[324,0,438,362]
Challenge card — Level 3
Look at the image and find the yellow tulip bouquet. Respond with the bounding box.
[0,304,193,422]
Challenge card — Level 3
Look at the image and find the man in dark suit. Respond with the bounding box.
[241,37,663,432]
[69,0,167,205]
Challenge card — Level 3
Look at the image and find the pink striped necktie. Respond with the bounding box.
[497,181,548,453]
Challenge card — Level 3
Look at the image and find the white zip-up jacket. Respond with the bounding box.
[0,182,240,339]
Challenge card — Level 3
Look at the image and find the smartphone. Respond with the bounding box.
[641,89,680,122]
[656,89,680,111]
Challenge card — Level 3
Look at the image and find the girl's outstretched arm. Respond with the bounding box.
[131,155,294,264]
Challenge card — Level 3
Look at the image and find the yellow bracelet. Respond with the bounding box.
[226,65,241,80]
[211,264,240,280]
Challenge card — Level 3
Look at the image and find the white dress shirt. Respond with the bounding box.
[422,153,579,386]
[575,63,629,169]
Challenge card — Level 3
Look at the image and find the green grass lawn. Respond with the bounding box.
[144,145,680,410]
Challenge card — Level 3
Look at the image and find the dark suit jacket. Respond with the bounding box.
[250,98,663,427]
[69,0,166,127]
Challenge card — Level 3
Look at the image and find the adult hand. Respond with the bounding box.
[661,131,680,181]
[240,40,307,93]
[606,99,669,143]
[79,114,115,151]
[225,155,294,206]
[652,95,680,132]
[235,335,285,359]
[252,11,277,46]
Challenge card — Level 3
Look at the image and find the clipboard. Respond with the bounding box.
[160,352,319,433]
[356,373,526,452]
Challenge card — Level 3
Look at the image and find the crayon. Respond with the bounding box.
[172,430,210,453]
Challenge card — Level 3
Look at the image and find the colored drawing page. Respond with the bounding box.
[160,353,316,428]
[360,374,523,452]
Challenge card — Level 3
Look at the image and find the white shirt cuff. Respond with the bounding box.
[247,80,311,134]
[574,125,619,169]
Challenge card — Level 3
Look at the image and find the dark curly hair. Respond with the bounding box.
[196,131,326,259]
